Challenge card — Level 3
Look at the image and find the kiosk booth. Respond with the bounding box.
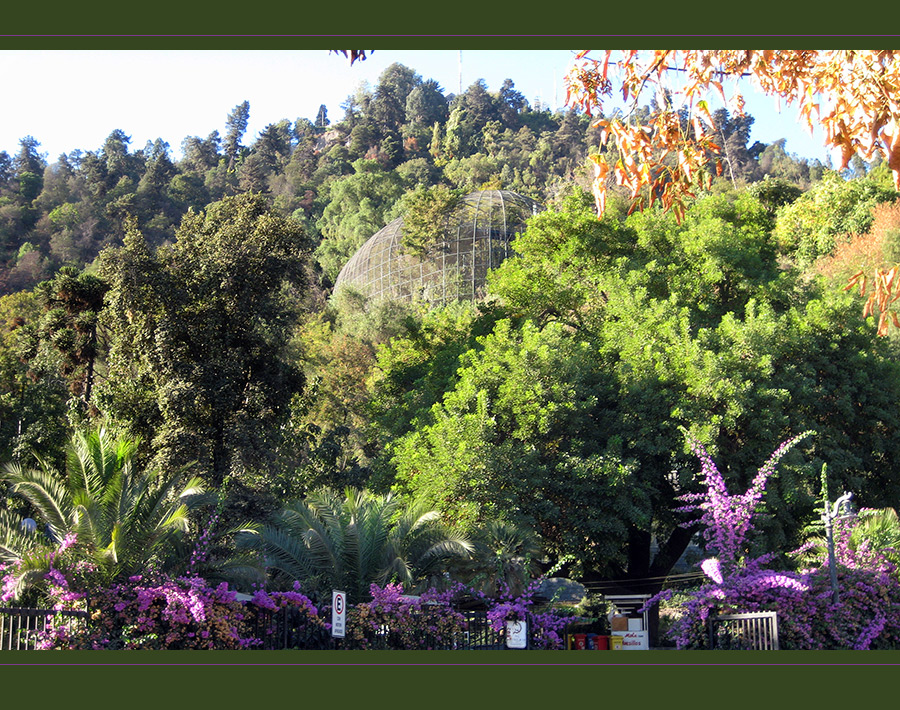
[605,594,651,650]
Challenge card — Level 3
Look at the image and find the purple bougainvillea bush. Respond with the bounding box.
[343,580,578,650]
[483,577,578,649]
[6,538,580,650]
[345,583,470,650]
[648,433,900,650]
[32,573,326,650]
[0,535,326,650]
[52,575,259,650]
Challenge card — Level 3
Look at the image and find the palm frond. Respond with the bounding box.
[2,461,72,539]
[254,524,324,583]
[2,427,210,594]
[0,510,48,564]
[194,551,267,591]
[253,487,471,600]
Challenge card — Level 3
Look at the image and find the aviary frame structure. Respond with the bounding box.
[334,189,543,304]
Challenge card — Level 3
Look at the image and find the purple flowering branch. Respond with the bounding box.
[677,430,814,573]
[640,432,900,650]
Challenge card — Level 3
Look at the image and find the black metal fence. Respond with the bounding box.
[247,604,335,650]
[0,607,90,650]
[247,606,510,650]
[351,609,509,650]
[0,603,572,651]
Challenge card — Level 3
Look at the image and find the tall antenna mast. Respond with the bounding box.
[458,50,462,95]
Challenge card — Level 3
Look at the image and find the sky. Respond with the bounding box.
[0,49,831,165]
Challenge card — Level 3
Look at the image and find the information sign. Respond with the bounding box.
[332,590,346,638]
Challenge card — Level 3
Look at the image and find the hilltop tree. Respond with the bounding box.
[12,136,45,178]
[371,63,422,136]
[224,100,251,172]
[405,79,449,127]
[315,104,329,129]
[180,132,222,176]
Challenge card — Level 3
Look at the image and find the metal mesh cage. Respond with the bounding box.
[333,189,544,304]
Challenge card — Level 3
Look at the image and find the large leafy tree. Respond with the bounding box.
[382,188,900,600]
[0,427,205,601]
[96,194,311,512]
[390,319,645,579]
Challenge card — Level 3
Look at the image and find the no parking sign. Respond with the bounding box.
[332,590,346,638]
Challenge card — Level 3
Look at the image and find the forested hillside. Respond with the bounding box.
[0,62,826,294]
[3,59,900,621]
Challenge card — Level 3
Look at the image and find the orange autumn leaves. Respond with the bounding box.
[847,267,900,336]
[566,49,900,333]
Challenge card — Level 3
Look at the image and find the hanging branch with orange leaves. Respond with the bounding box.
[846,267,900,336]
[566,49,900,334]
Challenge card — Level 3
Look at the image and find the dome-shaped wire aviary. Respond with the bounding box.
[334,189,544,304]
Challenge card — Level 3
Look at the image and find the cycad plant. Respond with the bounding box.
[0,427,206,601]
[849,507,900,569]
[237,487,473,603]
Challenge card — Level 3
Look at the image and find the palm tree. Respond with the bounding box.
[236,487,473,603]
[0,427,206,601]
[799,506,900,573]
[451,520,544,597]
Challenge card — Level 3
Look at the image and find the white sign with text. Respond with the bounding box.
[332,590,346,638]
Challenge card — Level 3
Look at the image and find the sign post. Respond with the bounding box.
[331,590,346,639]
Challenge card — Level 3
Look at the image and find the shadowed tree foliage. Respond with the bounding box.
[0,290,69,465]
[22,266,108,409]
[96,194,311,521]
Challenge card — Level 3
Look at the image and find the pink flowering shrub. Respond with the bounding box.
[676,431,814,572]
[342,580,577,650]
[649,434,900,650]
[482,578,580,649]
[38,575,258,650]
[12,545,327,650]
[346,583,469,649]
[7,530,577,650]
